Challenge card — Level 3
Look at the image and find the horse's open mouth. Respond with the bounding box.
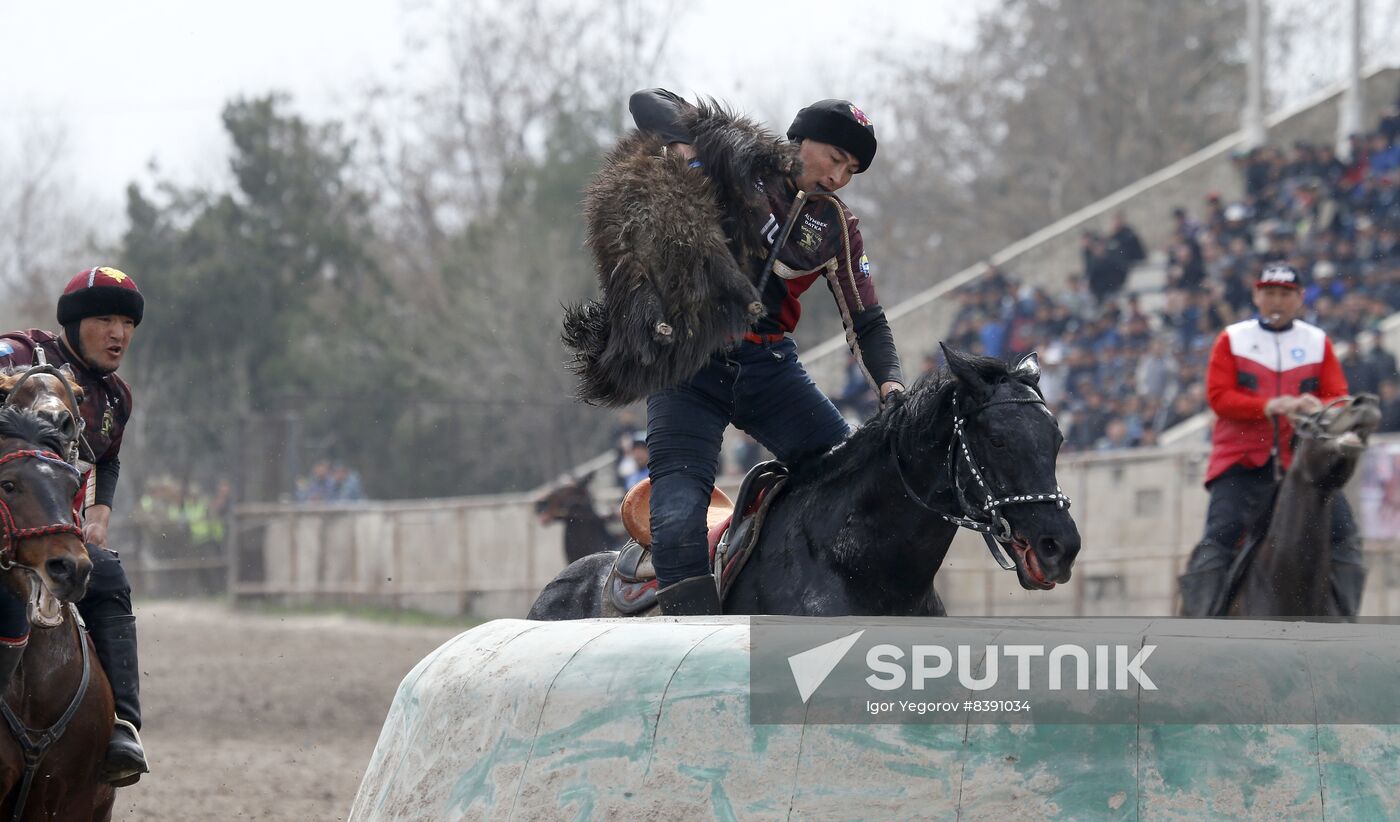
[28,579,64,628]
[1011,537,1056,590]
[1337,430,1368,450]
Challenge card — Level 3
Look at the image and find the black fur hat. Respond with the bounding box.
[787,99,877,173]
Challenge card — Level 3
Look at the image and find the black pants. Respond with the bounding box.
[1183,462,1365,616]
[646,337,851,588]
[78,543,133,625]
[1195,462,1360,563]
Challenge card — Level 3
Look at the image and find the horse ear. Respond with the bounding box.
[1013,352,1041,384]
[940,342,991,400]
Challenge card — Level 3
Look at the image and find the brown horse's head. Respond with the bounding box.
[535,473,597,526]
[0,407,91,606]
[0,365,88,462]
[1290,394,1382,491]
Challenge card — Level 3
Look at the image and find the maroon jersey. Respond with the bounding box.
[754,179,876,329]
[0,329,132,507]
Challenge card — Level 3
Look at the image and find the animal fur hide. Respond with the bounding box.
[562,101,800,406]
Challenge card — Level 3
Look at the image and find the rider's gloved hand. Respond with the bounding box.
[1264,396,1298,418]
[1294,394,1324,415]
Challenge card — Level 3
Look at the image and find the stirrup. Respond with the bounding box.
[104,717,149,787]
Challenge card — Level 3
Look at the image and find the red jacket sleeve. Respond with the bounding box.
[1206,332,1269,422]
[1315,338,1349,400]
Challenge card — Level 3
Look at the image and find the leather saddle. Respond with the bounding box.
[607,461,788,614]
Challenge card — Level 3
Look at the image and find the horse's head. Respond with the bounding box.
[1290,394,1381,490]
[0,407,91,606]
[0,365,88,462]
[941,344,1081,590]
[535,473,597,526]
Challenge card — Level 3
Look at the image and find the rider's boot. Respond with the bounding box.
[89,613,148,786]
[79,544,147,787]
[657,575,722,616]
[1178,540,1232,617]
[1330,537,1367,621]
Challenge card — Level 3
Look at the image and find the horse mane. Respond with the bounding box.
[0,406,64,454]
[785,352,1022,491]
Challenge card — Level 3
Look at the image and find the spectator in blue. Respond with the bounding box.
[329,462,366,502]
[623,435,650,492]
[836,353,878,420]
[1367,133,1400,179]
[296,459,335,503]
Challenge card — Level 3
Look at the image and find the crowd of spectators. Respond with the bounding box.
[930,101,1400,451]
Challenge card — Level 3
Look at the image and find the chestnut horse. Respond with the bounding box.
[0,406,114,820]
[0,365,90,465]
[535,473,625,564]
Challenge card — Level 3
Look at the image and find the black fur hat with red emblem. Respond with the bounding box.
[787,99,877,173]
[57,266,145,326]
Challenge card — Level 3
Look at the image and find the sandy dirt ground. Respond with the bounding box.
[109,601,463,821]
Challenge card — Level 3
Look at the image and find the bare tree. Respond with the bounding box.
[863,0,1247,301]
[0,123,104,327]
[347,0,683,484]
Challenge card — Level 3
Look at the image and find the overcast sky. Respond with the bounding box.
[0,0,982,211]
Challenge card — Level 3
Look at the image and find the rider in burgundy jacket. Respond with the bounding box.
[0,266,149,785]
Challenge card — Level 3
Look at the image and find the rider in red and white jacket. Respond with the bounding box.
[1179,263,1364,617]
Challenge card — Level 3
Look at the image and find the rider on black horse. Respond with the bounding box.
[1178,263,1366,618]
[0,267,149,785]
[627,90,906,616]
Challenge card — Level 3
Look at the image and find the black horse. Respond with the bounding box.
[1224,394,1380,619]
[534,473,625,564]
[528,347,1080,618]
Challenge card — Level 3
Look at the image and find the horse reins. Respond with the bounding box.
[1272,397,1354,482]
[0,449,84,571]
[889,391,1071,571]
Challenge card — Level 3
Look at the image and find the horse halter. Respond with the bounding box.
[0,449,84,571]
[1,364,85,466]
[890,390,1071,571]
[1289,397,1355,441]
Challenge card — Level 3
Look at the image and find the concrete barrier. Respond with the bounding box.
[349,618,1400,821]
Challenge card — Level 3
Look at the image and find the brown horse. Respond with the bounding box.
[0,365,89,465]
[0,406,114,820]
[1224,395,1381,619]
[535,474,624,564]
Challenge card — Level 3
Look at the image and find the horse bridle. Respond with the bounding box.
[1,364,86,466]
[0,448,84,572]
[1288,397,1355,441]
[890,390,1071,571]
